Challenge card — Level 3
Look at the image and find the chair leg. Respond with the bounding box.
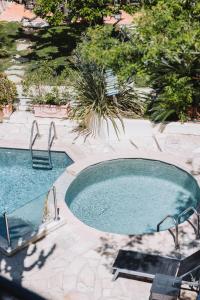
[112,270,119,281]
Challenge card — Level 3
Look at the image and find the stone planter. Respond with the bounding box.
[187,107,200,121]
[0,109,3,122]
[2,104,13,119]
[33,104,70,119]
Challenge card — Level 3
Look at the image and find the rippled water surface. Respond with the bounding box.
[66,159,200,235]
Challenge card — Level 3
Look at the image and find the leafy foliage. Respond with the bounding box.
[132,0,200,121]
[30,86,70,106]
[34,0,113,25]
[121,0,158,13]
[30,0,200,122]
[0,73,17,106]
[34,0,65,26]
[76,25,137,81]
[23,64,70,105]
[67,0,113,25]
[24,62,69,86]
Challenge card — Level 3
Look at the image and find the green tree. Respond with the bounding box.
[34,0,113,25]
[67,0,112,25]
[0,73,17,105]
[76,25,136,81]
[34,0,65,25]
[132,0,200,121]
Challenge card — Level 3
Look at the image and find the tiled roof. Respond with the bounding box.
[0,2,36,22]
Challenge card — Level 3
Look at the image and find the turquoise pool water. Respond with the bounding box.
[0,148,72,244]
[65,159,200,235]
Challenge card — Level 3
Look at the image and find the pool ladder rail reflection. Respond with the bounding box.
[29,120,57,170]
[157,206,200,250]
[2,185,59,251]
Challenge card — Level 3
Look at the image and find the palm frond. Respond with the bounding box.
[70,56,145,138]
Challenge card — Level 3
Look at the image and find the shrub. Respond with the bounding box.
[23,65,70,106]
[69,54,145,137]
[76,25,137,81]
[0,73,17,106]
[31,86,70,106]
[132,0,200,121]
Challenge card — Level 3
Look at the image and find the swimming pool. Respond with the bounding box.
[0,148,73,245]
[65,159,200,235]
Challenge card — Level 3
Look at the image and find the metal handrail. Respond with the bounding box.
[177,206,200,239]
[157,214,179,249]
[45,186,59,221]
[52,186,59,220]
[2,186,59,250]
[30,120,40,161]
[47,121,57,169]
[3,212,11,249]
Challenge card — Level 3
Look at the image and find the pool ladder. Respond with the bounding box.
[157,206,200,250]
[30,120,57,170]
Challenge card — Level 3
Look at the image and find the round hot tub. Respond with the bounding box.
[65,159,200,235]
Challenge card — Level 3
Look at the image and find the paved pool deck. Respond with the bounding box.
[0,107,200,300]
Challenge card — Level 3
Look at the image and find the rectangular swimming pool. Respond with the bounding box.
[0,148,73,252]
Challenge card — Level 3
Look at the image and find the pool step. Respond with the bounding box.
[32,155,49,161]
[32,162,52,170]
[33,160,50,166]
[32,155,52,170]
[32,164,52,170]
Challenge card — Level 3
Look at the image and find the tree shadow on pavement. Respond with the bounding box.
[0,241,56,284]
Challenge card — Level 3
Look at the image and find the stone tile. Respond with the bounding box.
[97,265,112,280]
[88,258,100,268]
[63,275,77,292]
[47,271,63,290]
[102,279,112,289]
[99,297,129,300]
[93,279,102,300]
[110,281,126,297]
[16,42,32,52]
[102,288,111,297]
[64,291,91,300]
[83,250,101,260]
[64,258,87,277]
[77,265,95,292]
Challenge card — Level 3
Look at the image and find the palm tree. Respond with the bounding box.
[69,54,145,138]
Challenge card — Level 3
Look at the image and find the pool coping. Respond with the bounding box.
[66,150,193,176]
[0,140,84,163]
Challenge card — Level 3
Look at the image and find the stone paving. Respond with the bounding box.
[5,65,25,84]
[0,224,154,300]
[0,107,200,299]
